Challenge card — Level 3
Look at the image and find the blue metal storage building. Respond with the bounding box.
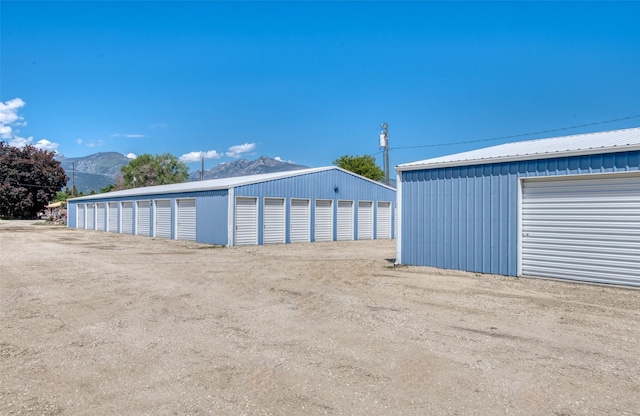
[67,167,396,246]
[396,127,640,287]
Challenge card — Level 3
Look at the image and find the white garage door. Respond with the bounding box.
[121,202,133,234]
[154,200,171,238]
[137,201,151,236]
[235,197,258,246]
[177,199,196,241]
[77,204,85,229]
[86,204,95,230]
[522,174,640,286]
[290,199,310,243]
[357,201,373,240]
[264,198,285,244]
[96,203,106,231]
[337,200,354,241]
[314,200,333,242]
[108,202,118,233]
[377,201,391,239]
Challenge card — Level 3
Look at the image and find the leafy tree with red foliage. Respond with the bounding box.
[0,142,68,218]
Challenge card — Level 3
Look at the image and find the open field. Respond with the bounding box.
[1,220,639,415]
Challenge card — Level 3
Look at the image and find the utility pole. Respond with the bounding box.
[379,122,389,185]
[201,155,204,181]
[71,162,75,196]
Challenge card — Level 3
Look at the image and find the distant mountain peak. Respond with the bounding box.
[189,156,308,181]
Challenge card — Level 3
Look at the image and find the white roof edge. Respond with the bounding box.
[397,127,640,172]
[68,166,394,202]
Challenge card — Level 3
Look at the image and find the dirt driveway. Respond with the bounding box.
[1,221,639,415]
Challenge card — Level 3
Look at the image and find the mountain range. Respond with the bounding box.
[188,156,308,181]
[55,153,308,193]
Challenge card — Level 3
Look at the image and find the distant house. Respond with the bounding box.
[66,167,396,246]
[44,201,66,222]
[396,127,640,287]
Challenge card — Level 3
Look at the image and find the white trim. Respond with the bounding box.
[395,176,402,264]
[227,187,234,246]
[397,127,640,172]
[517,176,523,276]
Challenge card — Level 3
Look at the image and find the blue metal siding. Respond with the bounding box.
[400,151,640,276]
[67,203,77,228]
[195,192,228,245]
[234,169,396,244]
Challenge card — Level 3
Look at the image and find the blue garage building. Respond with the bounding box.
[67,166,396,246]
[396,127,640,287]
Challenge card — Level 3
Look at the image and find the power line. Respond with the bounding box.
[391,113,640,151]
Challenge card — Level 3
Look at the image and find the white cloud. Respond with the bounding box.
[1,98,61,153]
[34,139,59,152]
[0,125,12,139]
[8,136,32,148]
[0,98,25,124]
[126,153,137,159]
[85,139,104,148]
[111,133,146,138]
[179,150,223,163]
[76,138,83,145]
[274,156,295,164]
[226,142,256,158]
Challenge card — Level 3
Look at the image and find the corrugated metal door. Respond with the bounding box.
[137,201,151,236]
[263,198,285,244]
[86,203,95,230]
[337,200,354,241]
[96,203,106,231]
[235,197,258,246]
[154,200,171,238]
[77,204,85,229]
[377,201,391,239]
[522,174,640,286]
[177,199,197,241]
[121,202,133,234]
[290,199,310,243]
[314,200,333,242]
[357,201,373,240]
[108,202,118,233]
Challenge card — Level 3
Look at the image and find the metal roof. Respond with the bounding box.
[397,127,640,172]
[68,166,395,202]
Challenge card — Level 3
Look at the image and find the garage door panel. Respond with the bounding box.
[337,200,353,241]
[121,202,133,234]
[522,175,640,286]
[290,199,310,243]
[314,200,332,242]
[86,204,95,230]
[236,197,257,246]
[108,202,118,232]
[155,200,171,238]
[357,201,373,240]
[137,201,151,236]
[177,199,196,241]
[263,198,284,244]
[377,202,391,239]
[77,205,85,229]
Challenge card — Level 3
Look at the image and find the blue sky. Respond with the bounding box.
[2,1,640,176]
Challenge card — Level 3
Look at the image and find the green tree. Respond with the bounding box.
[120,153,189,189]
[333,154,385,181]
[0,142,68,218]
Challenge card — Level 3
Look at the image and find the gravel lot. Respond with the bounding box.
[1,220,639,415]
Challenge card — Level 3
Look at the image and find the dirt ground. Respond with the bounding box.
[1,221,639,416]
